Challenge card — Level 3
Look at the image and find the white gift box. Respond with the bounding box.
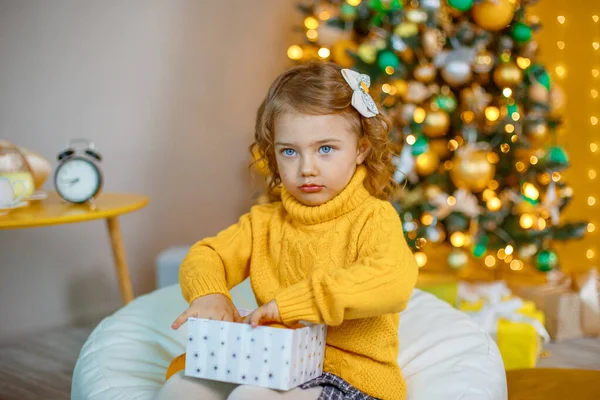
[184,315,327,390]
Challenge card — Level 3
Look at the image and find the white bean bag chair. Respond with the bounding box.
[72,281,507,400]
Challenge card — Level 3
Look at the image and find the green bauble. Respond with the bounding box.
[512,22,532,43]
[472,235,489,258]
[340,3,358,21]
[535,249,558,272]
[435,95,457,112]
[448,249,469,270]
[411,135,429,156]
[448,0,473,12]
[526,64,551,90]
[377,50,400,71]
[369,0,403,12]
[545,146,570,169]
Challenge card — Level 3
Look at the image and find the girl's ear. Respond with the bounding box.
[356,137,371,165]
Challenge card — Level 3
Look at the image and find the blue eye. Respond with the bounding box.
[282,148,296,157]
[319,146,333,154]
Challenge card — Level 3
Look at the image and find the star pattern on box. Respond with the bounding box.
[185,318,327,390]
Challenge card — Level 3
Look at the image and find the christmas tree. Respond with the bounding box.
[285,0,587,276]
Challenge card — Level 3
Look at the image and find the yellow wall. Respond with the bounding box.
[533,0,599,272]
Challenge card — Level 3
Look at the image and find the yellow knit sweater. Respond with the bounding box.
[178,166,418,399]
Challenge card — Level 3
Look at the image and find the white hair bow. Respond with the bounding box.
[341,68,379,118]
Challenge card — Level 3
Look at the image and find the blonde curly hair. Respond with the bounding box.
[251,61,396,200]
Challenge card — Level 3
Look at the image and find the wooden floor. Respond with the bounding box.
[0,322,599,400]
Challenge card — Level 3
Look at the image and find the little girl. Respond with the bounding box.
[156,61,418,400]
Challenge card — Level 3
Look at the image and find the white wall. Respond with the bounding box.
[0,0,297,340]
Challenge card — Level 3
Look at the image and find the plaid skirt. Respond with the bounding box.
[300,372,378,400]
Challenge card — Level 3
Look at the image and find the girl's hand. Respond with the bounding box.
[171,293,242,330]
[243,300,282,328]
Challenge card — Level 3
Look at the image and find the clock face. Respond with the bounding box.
[55,157,101,203]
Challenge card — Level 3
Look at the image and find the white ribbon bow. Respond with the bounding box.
[458,281,551,344]
[341,68,379,118]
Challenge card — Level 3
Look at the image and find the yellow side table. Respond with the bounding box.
[0,192,149,304]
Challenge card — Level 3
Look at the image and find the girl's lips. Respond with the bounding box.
[299,185,323,193]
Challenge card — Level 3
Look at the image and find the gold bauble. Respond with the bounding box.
[450,150,496,193]
[415,151,440,176]
[414,63,437,83]
[472,0,516,32]
[331,39,358,68]
[493,62,523,87]
[441,61,472,87]
[528,82,549,103]
[423,110,451,138]
[525,122,550,148]
[549,84,566,119]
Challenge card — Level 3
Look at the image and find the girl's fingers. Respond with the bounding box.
[251,309,263,328]
[171,310,190,330]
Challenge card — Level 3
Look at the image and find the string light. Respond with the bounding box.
[555,65,566,77]
[421,212,434,225]
[593,89,599,98]
[552,172,561,182]
[501,143,510,153]
[557,41,566,50]
[510,260,524,271]
[520,214,535,229]
[512,112,521,121]
[381,83,392,94]
[515,161,525,172]
[557,15,565,24]
[306,29,318,41]
[406,134,416,145]
[304,16,319,30]
[589,222,596,232]
[347,0,362,6]
[591,143,599,152]
[523,183,540,200]
[385,66,394,75]
[502,88,513,97]
[589,196,597,206]
[586,249,595,259]
[448,139,459,151]
[447,196,456,206]
[530,156,539,164]
[506,124,515,133]
[415,252,428,267]
[485,255,496,268]
[487,197,502,211]
[287,45,303,60]
[450,232,466,247]
[485,107,500,121]
[444,160,453,170]
[414,107,426,123]
[497,248,506,259]
[489,180,499,190]
[516,57,531,69]
[318,47,330,58]
[505,245,514,255]
[590,169,597,179]
[592,116,599,125]
[487,152,500,163]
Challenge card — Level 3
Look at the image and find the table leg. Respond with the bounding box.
[106,216,134,304]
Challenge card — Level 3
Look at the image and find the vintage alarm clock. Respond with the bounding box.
[54,139,103,205]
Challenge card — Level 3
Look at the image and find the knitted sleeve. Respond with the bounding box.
[274,202,418,326]
[179,212,253,304]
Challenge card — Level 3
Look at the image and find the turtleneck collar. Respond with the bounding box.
[281,165,370,225]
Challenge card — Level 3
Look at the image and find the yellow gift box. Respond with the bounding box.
[458,282,549,371]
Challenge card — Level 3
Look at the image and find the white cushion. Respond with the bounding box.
[72,282,507,400]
